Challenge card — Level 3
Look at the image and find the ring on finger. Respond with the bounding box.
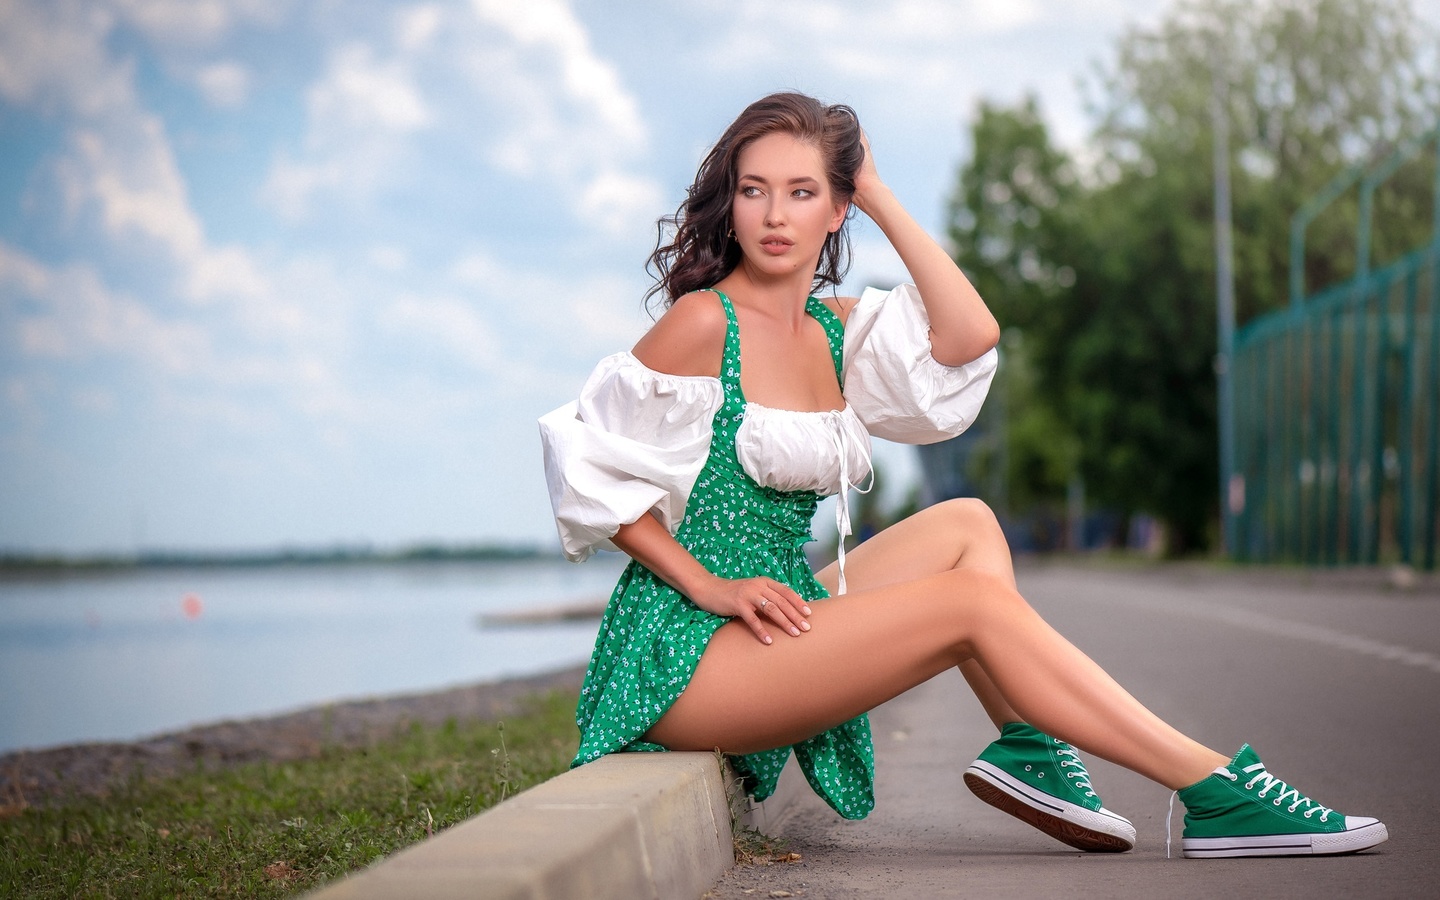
[758,598,769,610]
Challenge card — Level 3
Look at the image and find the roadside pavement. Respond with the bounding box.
[704,561,1440,899]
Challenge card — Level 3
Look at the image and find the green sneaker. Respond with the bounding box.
[1178,744,1388,858]
[964,722,1135,852]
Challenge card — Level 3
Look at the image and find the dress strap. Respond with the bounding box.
[805,296,846,388]
[705,289,743,392]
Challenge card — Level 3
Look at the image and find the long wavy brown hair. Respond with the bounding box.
[644,92,864,312]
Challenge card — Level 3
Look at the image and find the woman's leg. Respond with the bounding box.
[814,498,1022,728]
[646,566,1227,790]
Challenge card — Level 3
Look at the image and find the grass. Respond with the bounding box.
[0,689,580,898]
[716,751,795,869]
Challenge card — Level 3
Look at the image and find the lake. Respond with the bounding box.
[0,555,628,754]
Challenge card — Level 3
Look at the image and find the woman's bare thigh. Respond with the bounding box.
[644,567,1021,754]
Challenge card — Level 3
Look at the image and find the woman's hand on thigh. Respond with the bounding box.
[690,575,811,645]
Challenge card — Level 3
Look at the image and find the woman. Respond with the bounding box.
[539,92,1387,858]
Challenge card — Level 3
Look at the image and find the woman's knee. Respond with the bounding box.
[932,497,1007,553]
[936,496,1000,531]
[916,568,1028,659]
[934,567,1028,619]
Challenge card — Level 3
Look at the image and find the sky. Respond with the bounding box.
[2,0,1435,557]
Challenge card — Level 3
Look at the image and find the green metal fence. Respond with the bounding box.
[1231,134,1440,570]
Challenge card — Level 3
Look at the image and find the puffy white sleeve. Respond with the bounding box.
[538,352,724,562]
[842,283,999,444]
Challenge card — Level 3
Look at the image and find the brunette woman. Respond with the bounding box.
[540,92,1386,858]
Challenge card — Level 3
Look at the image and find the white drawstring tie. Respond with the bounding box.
[827,410,873,596]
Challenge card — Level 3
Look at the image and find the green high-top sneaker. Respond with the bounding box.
[964,722,1135,852]
[1178,744,1388,858]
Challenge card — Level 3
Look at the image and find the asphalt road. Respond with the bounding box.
[705,561,1440,899]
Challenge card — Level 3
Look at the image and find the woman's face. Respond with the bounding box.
[731,132,847,280]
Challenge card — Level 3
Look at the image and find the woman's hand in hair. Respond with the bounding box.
[850,130,890,219]
[849,129,1000,365]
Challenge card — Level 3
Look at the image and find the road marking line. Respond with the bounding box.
[1194,605,1440,675]
[1089,591,1440,675]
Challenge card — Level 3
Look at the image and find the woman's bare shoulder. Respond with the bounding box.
[631,290,728,378]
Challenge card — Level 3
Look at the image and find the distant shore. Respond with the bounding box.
[0,541,561,573]
[0,664,587,812]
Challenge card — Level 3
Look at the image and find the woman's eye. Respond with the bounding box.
[793,189,814,199]
[740,186,762,197]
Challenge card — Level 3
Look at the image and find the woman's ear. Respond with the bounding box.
[829,201,849,233]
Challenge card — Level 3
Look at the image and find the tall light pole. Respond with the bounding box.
[1211,53,1238,557]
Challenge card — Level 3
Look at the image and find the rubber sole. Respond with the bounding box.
[1183,820,1389,858]
[964,761,1135,853]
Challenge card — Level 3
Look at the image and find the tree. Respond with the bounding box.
[949,0,1440,554]
[948,97,1082,332]
[1094,0,1440,317]
[948,99,1084,527]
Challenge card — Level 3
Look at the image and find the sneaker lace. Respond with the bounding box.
[1166,790,1178,859]
[1230,762,1334,820]
[1053,740,1096,798]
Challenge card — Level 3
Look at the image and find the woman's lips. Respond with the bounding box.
[760,236,793,255]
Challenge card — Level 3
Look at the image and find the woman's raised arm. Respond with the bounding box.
[850,134,999,367]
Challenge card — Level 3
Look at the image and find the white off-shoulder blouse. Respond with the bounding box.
[538,283,998,579]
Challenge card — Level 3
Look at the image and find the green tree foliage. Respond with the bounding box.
[949,0,1440,554]
[1095,0,1440,313]
[947,101,1082,526]
[948,96,1081,331]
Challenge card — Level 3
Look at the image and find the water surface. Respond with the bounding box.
[0,555,627,753]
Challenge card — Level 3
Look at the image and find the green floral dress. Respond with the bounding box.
[571,291,876,819]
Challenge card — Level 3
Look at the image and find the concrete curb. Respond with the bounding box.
[307,752,803,899]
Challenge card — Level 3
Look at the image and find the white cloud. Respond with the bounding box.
[464,0,659,231]
[0,1,130,116]
[184,244,272,310]
[262,40,432,220]
[258,0,659,234]
[59,113,278,312]
[4,377,33,408]
[685,0,1167,153]
[470,0,643,144]
[110,0,286,46]
[446,248,649,379]
[72,386,119,413]
[699,0,1041,69]
[68,121,203,257]
[381,292,501,372]
[578,171,665,239]
[0,0,339,413]
[1,240,363,440]
[194,61,250,107]
[260,157,346,222]
[369,244,409,273]
[397,3,444,51]
[309,42,432,133]
[0,2,279,314]
[2,242,211,373]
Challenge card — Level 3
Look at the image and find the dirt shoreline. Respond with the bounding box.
[0,664,587,813]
